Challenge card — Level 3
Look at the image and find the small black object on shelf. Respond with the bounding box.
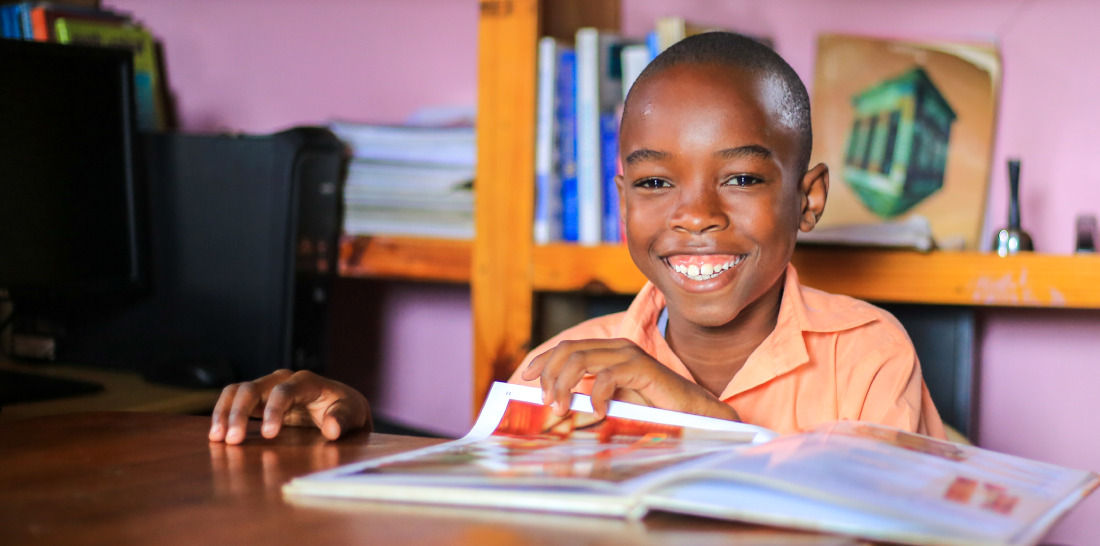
[992,158,1034,256]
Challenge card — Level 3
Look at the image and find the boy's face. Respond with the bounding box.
[617,62,826,329]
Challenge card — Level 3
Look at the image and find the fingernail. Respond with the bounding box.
[210,424,222,436]
[262,423,276,436]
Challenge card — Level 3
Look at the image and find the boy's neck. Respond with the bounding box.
[665,279,785,398]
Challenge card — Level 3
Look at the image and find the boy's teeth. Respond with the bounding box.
[671,256,742,281]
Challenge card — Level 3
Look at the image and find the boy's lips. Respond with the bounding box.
[665,254,746,282]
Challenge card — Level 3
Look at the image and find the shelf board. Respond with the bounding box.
[339,235,471,284]
[531,243,1100,309]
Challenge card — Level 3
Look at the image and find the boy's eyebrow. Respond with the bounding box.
[716,145,773,161]
[624,148,671,165]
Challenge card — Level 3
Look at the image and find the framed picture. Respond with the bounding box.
[807,34,1000,250]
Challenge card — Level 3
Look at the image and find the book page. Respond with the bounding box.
[285,383,773,499]
[649,421,1098,545]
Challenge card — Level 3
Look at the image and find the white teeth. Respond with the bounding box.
[671,256,743,281]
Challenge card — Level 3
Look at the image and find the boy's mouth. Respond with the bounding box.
[666,254,745,281]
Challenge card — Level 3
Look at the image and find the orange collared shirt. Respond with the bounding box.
[509,264,947,439]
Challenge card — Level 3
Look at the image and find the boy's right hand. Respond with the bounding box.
[208,369,371,445]
[520,338,741,423]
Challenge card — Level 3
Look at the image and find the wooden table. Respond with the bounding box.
[0,412,864,545]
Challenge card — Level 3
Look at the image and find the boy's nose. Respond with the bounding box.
[668,185,729,234]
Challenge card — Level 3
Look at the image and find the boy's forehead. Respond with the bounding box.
[624,63,792,143]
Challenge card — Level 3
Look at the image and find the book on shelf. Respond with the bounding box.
[344,160,473,196]
[30,2,129,41]
[619,42,651,102]
[328,120,476,168]
[331,121,476,240]
[797,214,939,252]
[557,45,579,243]
[600,110,620,243]
[342,207,473,240]
[575,27,629,246]
[285,382,1098,546]
[534,37,565,245]
[51,16,166,131]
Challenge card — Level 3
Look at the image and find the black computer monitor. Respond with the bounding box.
[0,40,147,301]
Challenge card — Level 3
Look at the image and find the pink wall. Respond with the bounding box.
[109,0,479,133]
[104,0,479,436]
[624,1,1100,542]
[105,0,1097,541]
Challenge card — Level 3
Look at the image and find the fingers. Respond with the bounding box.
[208,369,293,444]
[208,383,237,442]
[526,339,644,416]
[261,372,322,439]
[519,338,741,422]
[209,369,373,444]
[225,380,268,444]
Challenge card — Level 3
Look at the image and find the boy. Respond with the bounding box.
[209,31,945,445]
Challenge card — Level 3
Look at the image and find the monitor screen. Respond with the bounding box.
[0,40,146,298]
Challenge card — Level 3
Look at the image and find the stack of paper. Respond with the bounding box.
[329,121,476,239]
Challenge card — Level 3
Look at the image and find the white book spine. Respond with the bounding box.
[575,27,603,246]
[534,36,559,245]
[620,43,651,102]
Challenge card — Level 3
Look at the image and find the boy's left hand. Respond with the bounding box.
[520,338,741,422]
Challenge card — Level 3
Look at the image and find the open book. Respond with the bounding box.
[284,383,1098,546]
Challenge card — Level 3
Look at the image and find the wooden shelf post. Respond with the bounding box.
[472,0,540,412]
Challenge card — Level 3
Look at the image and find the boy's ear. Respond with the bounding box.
[798,163,829,233]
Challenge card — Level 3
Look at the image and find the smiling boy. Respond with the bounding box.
[210,31,945,445]
[512,32,946,439]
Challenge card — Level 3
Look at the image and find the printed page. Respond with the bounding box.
[648,421,1098,545]
[297,382,773,488]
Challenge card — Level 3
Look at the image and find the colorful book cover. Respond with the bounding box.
[576,28,625,246]
[534,37,562,245]
[30,4,130,42]
[574,27,603,246]
[53,17,165,131]
[600,111,620,243]
[558,47,579,243]
[807,34,1000,251]
[1,4,22,38]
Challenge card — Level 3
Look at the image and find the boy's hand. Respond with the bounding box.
[520,338,741,422]
[208,369,371,445]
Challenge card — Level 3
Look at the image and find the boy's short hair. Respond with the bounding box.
[624,31,813,174]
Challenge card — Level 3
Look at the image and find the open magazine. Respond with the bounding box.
[283,382,1098,546]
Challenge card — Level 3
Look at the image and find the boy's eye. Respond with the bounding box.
[634,178,671,189]
[724,175,763,187]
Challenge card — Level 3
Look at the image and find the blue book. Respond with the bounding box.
[17,2,32,39]
[1,5,19,38]
[646,30,660,61]
[558,48,579,243]
[600,112,620,243]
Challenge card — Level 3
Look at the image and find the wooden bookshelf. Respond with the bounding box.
[531,244,1100,309]
[337,235,1100,310]
[339,235,471,284]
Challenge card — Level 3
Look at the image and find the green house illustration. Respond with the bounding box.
[843,67,956,218]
